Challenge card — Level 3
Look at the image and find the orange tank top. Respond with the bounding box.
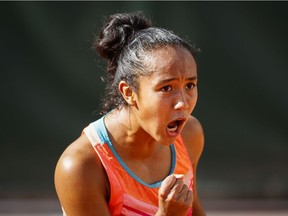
[83,116,193,216]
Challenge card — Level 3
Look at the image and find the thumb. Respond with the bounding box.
[159,174,184,199]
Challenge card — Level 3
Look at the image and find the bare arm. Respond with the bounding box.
[181,115,206,216]
[54,135,111,216]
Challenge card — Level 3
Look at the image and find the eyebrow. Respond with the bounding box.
[158,76,198,85]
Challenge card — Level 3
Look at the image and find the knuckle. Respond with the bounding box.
[186,190,193,201]
[182,183,188,191]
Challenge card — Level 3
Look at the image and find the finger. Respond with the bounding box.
[171,177,184,193]
[159,174,177,199]
[168,179,186,201]
[178,182,189,196]
[185,189,193,205]
[174,186,193,207]
[174,174,184,179]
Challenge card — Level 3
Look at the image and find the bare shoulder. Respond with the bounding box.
[54,135,110,215]
[181,115,205,165]
[55,135,106,185]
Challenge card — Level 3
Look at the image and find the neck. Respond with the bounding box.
[104,107,164,160]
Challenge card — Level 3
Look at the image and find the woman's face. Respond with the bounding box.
[132,46,198,145]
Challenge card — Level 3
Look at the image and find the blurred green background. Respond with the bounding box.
[1,1,288,201]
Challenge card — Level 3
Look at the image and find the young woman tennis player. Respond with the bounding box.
[55,12,206,216]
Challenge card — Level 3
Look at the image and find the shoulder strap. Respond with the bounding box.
[83,122,124,214]
[83,123,102,146]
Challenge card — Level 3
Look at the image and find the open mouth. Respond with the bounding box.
[167,119,186,135]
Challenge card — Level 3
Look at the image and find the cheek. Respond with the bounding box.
[153,97,172,112]
[139,95,168,122]
[189,92,198,110]
[140,91,164,107]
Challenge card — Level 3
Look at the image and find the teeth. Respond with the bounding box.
[167,122,178,132]
[168,126,177,132]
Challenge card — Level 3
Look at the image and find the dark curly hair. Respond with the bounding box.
[94,12,199,114]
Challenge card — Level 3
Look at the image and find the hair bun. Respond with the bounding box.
[95,12,151,61]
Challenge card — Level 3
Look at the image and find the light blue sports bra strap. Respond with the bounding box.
[90,115,176,188]
[91,116,108,144]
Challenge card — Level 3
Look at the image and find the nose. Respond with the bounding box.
[174,92,189,110]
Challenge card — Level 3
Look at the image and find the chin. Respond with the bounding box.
[158,136,178,146]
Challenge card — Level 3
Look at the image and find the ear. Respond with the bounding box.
[119,81,136,106]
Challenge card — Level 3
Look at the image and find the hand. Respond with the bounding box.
[156,174,193,216]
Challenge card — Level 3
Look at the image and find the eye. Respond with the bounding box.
[185,83,196,90]
[161,85,172,92]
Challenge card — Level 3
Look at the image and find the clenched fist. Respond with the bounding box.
[156,174,193,216]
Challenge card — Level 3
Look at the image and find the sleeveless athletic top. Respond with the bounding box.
[82,116,194,216]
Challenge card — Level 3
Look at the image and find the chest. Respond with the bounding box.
[124,150,172,185]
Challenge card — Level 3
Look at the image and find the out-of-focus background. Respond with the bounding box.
[1,1,288,214]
